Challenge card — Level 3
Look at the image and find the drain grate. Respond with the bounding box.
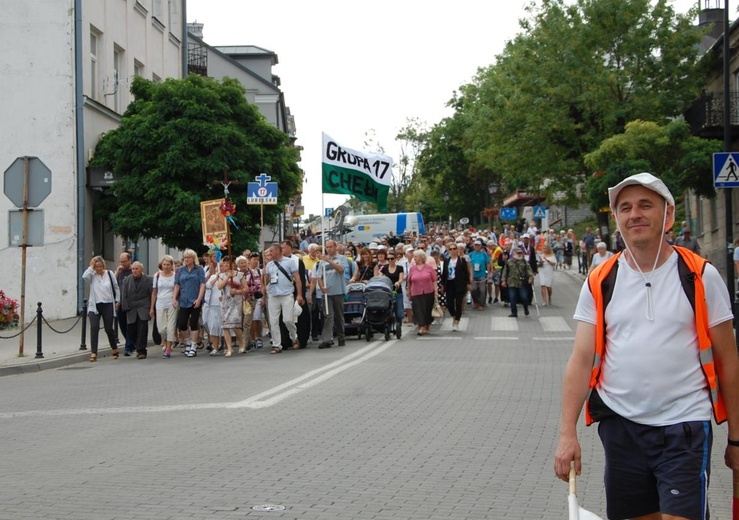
[251,504,286,512]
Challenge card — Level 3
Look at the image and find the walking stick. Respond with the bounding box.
[530,281,540,317]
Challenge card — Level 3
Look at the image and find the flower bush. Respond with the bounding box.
[0,290,19,330]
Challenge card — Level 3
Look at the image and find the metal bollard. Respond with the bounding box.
[35,302,44,359]
[79,299,87,350]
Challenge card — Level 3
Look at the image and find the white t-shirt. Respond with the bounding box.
[154,273,175,310]
[573,251,733,426]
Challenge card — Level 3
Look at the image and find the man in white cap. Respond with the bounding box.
[554,172,739,520]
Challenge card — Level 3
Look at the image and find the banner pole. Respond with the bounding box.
[322,194,329,315]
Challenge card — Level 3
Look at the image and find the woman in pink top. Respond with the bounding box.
[406,250,438,335]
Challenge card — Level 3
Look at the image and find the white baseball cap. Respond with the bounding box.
[608,172,675,211]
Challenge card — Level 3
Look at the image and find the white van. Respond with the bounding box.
[341,213,425,244]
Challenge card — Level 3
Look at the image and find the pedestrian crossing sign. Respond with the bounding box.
[533,206,546,219]
[713,152,739,188]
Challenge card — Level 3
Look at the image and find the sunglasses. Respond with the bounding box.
[448,247,457,250]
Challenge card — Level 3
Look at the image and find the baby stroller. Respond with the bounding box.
[362,276,401,341]
[344,282,367,339]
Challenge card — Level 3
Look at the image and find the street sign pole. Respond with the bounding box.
[19,157,30,357]
[722,3,736,343]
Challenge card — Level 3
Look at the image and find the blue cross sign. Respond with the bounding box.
[713,153,739,188]
[247,176,278,205]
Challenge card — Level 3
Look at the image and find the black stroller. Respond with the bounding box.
[362,276,401,341]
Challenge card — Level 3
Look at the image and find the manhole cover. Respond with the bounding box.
[251,504,286,512]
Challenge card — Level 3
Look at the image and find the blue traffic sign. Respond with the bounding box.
[500,207,517,220]
[325,207,334,217]
[713,153,739,188]
[533,206,546,219]
[247,181,278,205]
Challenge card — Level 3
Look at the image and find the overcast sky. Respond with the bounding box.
[187,0,702,217]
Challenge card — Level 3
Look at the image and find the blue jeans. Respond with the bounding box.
[508,286,529,316]
[394,292,404,324]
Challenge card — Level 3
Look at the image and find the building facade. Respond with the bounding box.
[0,0,184,319]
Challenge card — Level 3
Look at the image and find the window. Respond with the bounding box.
[152,73,161,83]
[90,29,100,99]
[168,0,178,33]
[152,0,163,20]
[133,60,144,78]
[113,46,125,113]
[710,196,718,232]
[694,195,704,236]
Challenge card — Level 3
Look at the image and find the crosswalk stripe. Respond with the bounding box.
[539,316,572,332]
[491,316,519,331]
[439,317,469,331]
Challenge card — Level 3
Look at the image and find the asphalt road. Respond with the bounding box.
[0,269,734,519]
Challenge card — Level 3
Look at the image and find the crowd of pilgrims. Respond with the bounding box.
[81,220,591,361]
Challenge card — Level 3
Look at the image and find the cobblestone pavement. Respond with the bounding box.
[0,269,734,519]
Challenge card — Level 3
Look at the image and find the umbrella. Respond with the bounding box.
[568,464,603,520]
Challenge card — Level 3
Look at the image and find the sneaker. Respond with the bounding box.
[524,308,530,316]
[255,339,263,349]
[338,339,345,346]
[209,349,219,356]
[488,297,492,304]
[452,322,458,332]
[247,341,256,352]
[493,298,499,304]
[508,314,517,318]
[206,343,214,352]
[185,347,197,357]
[123,349,133,357]
[318,342,332,349]
[162,349,171,359]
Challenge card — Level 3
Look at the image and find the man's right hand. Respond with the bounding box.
[554,432,581,482]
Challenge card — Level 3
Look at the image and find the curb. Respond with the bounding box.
[0,347,116,377]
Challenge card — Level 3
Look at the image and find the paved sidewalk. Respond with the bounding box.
[0,312,121,376]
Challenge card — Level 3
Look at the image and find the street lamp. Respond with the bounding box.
[443,192,450,229]
[488,183,499,229]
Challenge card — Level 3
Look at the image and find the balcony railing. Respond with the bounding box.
[684,91,739,136]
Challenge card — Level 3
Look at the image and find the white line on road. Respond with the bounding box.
[474,336,519,341]
[0,340,396,419]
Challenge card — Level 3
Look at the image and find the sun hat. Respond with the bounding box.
[608,172,675,211]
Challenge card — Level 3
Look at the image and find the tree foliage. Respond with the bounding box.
[91,74,301,252]
[421,0,703,208]
[584,119,722,212]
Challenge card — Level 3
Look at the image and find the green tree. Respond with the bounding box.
[448,0,703,202]
[91,74,301,252]
[584,119,722,212]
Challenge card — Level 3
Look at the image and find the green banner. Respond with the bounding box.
[321,133,392,211]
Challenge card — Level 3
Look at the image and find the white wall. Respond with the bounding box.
[0,0,78,321]
[0,0,183,321]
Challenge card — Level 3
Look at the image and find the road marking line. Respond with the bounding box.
[532,336,575,341]
[0,340,395,419]
[417,336,462,341]
[229,340,396,409]
[474,336,519,341]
